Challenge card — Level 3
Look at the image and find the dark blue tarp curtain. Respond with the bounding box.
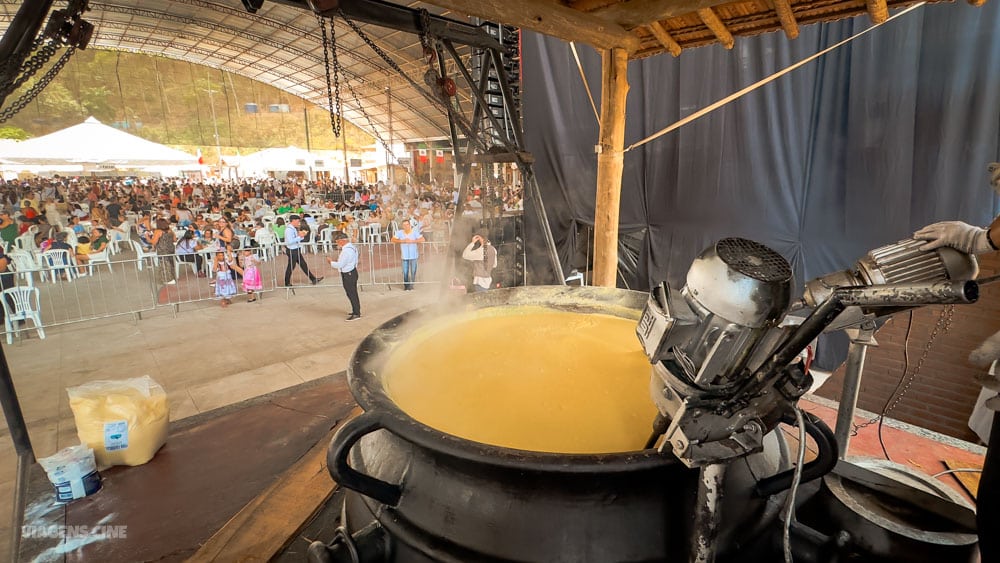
[521,3,1000,367]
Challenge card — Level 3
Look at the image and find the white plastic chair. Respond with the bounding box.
[7,250,39,286]
[40,249,78,283]
[2,286,44,343]
[13,226,38,253]
[253,231,276,260]
[565,270,586,286]
[86,248,113,274]
[106,222,131,255]
[302,228,319,254]
[106,237,121,256]
[130,240,159,271]
[175,256,199,279]
[319,228,336,254]
[199,249,217,278]
[362,224,382,244]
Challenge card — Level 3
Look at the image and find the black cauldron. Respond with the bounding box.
[323,286,788,562]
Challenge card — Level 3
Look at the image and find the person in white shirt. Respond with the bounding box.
[330,232,361,320]
[461,232,497,292]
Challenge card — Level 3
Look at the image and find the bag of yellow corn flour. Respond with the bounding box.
[68,375,169,468]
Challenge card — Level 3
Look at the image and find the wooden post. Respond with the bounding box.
[592,48,629,287]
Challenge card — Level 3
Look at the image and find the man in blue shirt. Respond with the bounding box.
[284,215,323,287]
[330,231,361,321]
[390,219,425,291]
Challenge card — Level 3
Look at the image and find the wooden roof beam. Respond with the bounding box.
[771,0,800,39]
[646,21,681,57]
[414,0,641,52]
[866,0,889,22]
[697,7,734,50]
[593,0,734,29]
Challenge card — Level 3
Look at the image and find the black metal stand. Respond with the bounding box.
[0,342,35,563]
[271,0,566,284]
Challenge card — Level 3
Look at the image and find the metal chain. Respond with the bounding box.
[0,34,45,78]
[419,8,432,51]
[0,45,76,123]
[0,36,54,99]
[339,71,417,184]
[317,15,343,138]
[318,12,415,183]
[852,304,955,434]
[338,10,487,154]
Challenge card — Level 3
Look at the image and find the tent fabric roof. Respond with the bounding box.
[0,117,198,167]
[0,1,979,144]
[239,146,330,171]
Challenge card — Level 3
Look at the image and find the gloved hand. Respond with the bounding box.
[913,221,991,254]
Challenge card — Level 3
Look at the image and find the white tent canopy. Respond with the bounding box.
[0,117,198,167]
[238,146,329,176]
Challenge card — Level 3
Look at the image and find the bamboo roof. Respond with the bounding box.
[419,0,986,58]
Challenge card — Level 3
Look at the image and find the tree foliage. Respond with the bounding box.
[0,126,30,140]
[3,49,375,153]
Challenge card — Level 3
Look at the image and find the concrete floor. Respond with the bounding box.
[0,282,440,558]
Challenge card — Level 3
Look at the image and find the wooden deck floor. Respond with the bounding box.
[18,374,356,562]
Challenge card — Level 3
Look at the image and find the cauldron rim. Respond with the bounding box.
[347,285,681,474]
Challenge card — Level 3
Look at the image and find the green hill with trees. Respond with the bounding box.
[0,49,374,162]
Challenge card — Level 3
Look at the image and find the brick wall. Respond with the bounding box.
[815,253,1000,442]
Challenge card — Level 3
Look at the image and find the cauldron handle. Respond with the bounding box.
[328,411,403,507]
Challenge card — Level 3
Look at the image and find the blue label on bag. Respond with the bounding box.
[104,420,129,451]
[54,470,102,502]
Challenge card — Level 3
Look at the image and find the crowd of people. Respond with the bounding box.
[0,175,522,311]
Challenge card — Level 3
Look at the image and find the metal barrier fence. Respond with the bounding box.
[1,240,454,342]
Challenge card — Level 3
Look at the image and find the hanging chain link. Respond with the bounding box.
[852,304,955,435]
[316,12,423,183]
[419,9,432,52]
[337,9,486,154]
[0,35,52,99]
[0,45,76,123]
[317,14,343,138]
[338,71,416,184]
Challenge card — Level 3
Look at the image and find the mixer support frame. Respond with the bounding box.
[267,0,567,283]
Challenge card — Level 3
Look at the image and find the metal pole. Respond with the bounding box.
[0,341,35,563]
[386,86,393,186]
[524,169,565,284]
[342,130,349,185]
[835,325,876,458]
[691,463,728,563]
[10,451,30,562]
[205,81,222,174]
[0,344,34,461]
[304,106,313,182]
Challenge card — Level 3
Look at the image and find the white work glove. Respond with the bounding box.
[913,221,992,254]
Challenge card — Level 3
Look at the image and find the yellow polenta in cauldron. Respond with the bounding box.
[382,307,658,454]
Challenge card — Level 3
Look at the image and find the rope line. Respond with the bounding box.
[569,42,599,125]
[624,3,926,153]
